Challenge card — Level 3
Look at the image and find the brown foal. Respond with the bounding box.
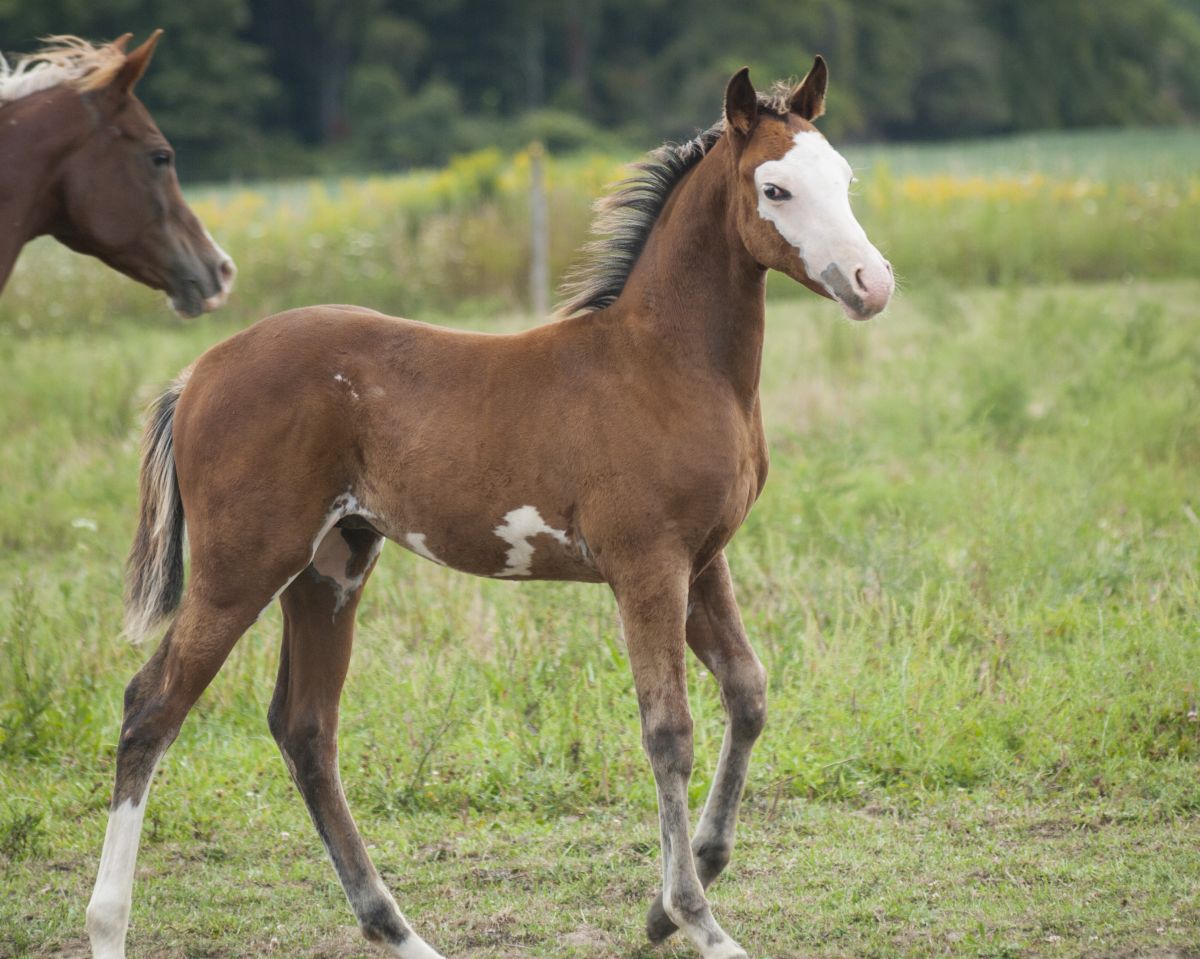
[87,60,892,959]
[0,34,234,315]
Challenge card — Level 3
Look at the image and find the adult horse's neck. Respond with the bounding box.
[0,89,85,291]
[612,135,767,408]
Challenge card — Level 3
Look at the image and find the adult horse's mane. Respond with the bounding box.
[0,36,125,106]
[555,84,798,320]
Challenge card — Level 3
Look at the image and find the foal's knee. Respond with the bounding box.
[642,718,695,779]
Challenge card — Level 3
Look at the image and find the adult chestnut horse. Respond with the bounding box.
[87,60,892,959]
[0,33,234,316]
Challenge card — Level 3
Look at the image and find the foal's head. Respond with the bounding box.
[725,61,893,320]
[42,33,235,316]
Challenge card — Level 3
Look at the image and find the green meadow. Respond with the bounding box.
[1,130,1199,957]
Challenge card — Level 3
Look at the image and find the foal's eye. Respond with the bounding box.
[151,150,172,168]
[762,183,791,201]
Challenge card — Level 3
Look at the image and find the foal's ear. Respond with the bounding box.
[724,67,758,138]
[111,33,134,53]
[115,29,163,96]
[788,55,828,121]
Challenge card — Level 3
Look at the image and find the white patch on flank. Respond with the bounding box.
[312,528,383,615]
[333,373,361,401]
[258,493,367,621]
[86,782,153,959]
[492,505,569,577]
[404,532,446,566]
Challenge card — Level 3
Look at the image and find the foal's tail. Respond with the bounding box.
[124,374,189,645]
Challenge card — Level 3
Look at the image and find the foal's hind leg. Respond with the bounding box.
[646,552,767,943]
[268,528,443,959]
[85,589,271,959]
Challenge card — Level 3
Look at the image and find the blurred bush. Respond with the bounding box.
[1,132,1198,334]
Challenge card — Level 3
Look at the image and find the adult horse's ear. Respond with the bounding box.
[111,33,134,53]
[115,29,163,96]
[724,67,758,138]
[789,55,828,121]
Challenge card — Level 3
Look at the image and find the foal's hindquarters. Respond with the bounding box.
[87,307,768,959]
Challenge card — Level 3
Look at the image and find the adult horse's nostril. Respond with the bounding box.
[218,258,236,286]
[853,265,869,293]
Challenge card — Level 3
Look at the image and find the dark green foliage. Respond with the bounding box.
[2,0,1199,177]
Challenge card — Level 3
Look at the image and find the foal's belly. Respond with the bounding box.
[358,498,605,584]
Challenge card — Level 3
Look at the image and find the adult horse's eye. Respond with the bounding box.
[762,183,791,201]
[151,150,172,168]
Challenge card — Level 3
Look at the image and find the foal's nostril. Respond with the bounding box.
[218,258,236,286]
[853,266,868,293]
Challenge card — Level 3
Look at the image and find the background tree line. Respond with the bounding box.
[3,0,1200,180]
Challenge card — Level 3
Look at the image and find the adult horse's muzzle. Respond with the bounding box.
[821,255,894,322]
[168,245,236,318]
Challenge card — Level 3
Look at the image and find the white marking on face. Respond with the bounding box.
[86,784,153,959]
[492,505,569,577]
[754,131,891,318]
[404,532,446,566]
[333,373,361,401]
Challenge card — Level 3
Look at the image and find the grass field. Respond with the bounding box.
[2,130,1200,957]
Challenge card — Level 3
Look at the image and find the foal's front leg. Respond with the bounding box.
[613,562,748,959]
[647,552,767,942]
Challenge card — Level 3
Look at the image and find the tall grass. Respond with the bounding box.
[1,129,1198,851]
[1,281,1198,823]
[2,129,1198,333]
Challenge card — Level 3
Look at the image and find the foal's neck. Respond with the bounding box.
[0,89,86,290]
[614,136,767,407]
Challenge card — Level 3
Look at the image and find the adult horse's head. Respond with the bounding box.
[10,33,236,316]
[725,60,893,321]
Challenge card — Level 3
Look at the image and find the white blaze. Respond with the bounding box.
[754,131,887,317]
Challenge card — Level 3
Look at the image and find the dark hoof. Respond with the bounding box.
[645,895,679,943]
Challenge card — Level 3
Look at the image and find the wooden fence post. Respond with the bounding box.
[529,141,550,320]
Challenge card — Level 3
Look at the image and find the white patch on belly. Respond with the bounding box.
[404,532,446,566]
[333,372,360,401]
[492,505,569,577]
